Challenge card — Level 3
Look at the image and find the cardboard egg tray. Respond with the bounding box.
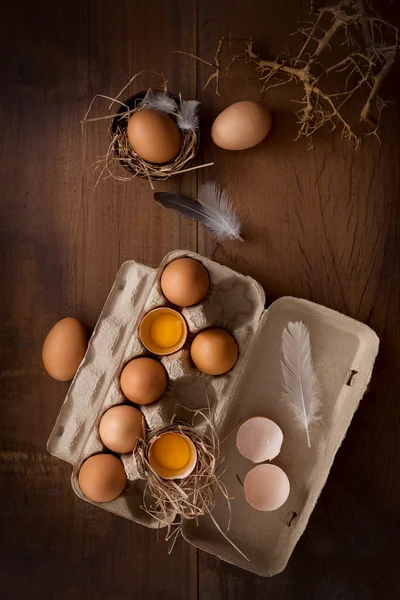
[47,250,379,576]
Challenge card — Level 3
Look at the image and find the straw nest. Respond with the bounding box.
[110,93,200,187]
[135,406,248,560]
[82,71,214,189]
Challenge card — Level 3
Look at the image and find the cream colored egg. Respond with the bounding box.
[244,464,290,511]
[236,417,283,463]
[211,101,272,150]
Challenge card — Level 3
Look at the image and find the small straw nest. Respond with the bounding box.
[81,71,213,190]
[110,93,200,188]
[135,406,248,560]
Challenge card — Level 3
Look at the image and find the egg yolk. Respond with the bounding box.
[150,314,182,348]
[152,433,190,470]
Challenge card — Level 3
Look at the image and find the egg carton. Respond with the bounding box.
[47,250,379,576]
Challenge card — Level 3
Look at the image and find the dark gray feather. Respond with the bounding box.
[154,192,209,224]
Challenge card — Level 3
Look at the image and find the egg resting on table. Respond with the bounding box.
[42,317,88,381]
[211,100,272,150]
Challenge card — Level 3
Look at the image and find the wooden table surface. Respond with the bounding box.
[1,1,399,598]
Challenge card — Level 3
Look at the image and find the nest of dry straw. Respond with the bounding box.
[110,92,200,187]
[135,408,247,559]
[82,72,213,190]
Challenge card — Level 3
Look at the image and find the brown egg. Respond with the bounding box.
[42,317,88,381]
[120,357,168,405]
[127,109,181,164]
[190,328,238,375]
[99,405,144,454]
[160,258,210,307]
[78,454,127,503]
[211,101,272,150]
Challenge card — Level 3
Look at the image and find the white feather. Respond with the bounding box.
[177,100,200,130]
[140,89,177,114]
[281,321,321,448]
[197,182,243,241]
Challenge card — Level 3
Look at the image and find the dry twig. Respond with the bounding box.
[176,1,399,146]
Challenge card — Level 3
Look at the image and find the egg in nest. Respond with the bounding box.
[127,109,181,164]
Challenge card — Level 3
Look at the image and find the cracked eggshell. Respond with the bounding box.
[244,464,290,512]
[236,417,283,463]
[148,432,197,480]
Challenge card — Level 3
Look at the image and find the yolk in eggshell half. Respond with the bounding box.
[152,433,191,470]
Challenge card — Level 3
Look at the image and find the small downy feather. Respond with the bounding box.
[140,89,177,114]
[281,321,321,448]
[176,100,200,131]
[154,182,242,242]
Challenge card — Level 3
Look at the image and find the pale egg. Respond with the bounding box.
[211,100,272,150]
[160,257,210,307]
[190,328,238,375]
[42,317,88,381]
[99,405,144,454]
[148,432,197,479]
[236,417,283,463]
[127,109,181,164]
[78,454,127,503]
[244,464,290,511]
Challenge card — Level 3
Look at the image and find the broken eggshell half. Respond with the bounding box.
[236,416,283,463]
[244,464,290,512]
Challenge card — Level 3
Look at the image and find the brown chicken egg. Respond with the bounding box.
[160,258,210,307]
[78,454,127,503]
[42,317,88,381]
[99,405,144,454]
[127,109,181,164]
[236,417,283,463]
[190,328,238,375]
[211,100,272,150]
[244,464,290,512]
[120,357,168,405]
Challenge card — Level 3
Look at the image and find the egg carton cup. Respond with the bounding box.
[47,250,379,576]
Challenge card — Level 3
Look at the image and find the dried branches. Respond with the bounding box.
[177,0,399,146]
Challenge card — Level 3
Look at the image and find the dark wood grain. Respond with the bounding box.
[0,1,198,599]
[195,1,400,599]
[1,0,399,599]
